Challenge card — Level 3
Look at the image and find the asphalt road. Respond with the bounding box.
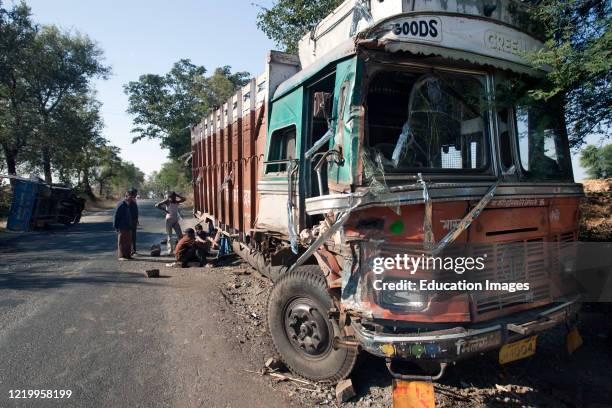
[0,200,297,408]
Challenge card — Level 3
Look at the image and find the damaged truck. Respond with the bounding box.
[191,0,583,383]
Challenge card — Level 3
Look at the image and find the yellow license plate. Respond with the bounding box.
[499,335,537,364]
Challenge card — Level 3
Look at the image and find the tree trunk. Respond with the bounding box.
[42,147,52,184]
[82,167,94,198]
[2,145,18,186]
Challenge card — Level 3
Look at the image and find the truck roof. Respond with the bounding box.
[193,0,544,139]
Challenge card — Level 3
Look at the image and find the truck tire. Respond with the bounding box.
[267,265,358,384]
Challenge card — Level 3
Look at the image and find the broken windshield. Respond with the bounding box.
[365,69,490,173]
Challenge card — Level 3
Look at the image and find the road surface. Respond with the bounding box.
[0,200,297,408]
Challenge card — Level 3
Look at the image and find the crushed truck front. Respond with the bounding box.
[296,2,583,377]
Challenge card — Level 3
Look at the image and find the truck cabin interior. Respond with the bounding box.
[365,66,489,176]
[362,58,573,182]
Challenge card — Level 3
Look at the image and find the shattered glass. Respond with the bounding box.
[361,150,402,215]
[366,71,489,172]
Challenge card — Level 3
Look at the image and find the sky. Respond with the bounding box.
[9,0,600,180]
[14,0,276,176]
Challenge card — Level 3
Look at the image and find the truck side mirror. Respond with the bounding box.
[313,92,332,122]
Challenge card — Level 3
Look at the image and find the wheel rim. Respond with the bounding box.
[283,297,331,358]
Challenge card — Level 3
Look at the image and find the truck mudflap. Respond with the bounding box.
[351,296,580,362]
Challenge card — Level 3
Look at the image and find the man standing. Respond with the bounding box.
[113,191,134,261]
[127,188,139,255]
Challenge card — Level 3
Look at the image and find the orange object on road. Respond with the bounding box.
[393,380,435,408]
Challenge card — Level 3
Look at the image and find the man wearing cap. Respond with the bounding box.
[127,188,139,255]
[113,190,134,260]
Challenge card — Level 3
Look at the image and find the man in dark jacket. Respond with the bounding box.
[127,188,139,255]
[113,191,134,260]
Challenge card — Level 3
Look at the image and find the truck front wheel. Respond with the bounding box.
[267,265,358,384]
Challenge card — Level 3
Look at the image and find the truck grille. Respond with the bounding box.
[471,233,576,319]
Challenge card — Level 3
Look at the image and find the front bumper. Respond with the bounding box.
[352,297,580,362]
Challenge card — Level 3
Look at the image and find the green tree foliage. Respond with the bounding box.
[26,25,110,182]
[525,0,611,148]
[0,1,142,200]
[0,1,112,186]
[0,1,38,177]
[580,144,612,179]
[124,60,250,161]
[255,0,342,53]
[107,161,145,198]
[91,145,122,197]
[142,160,190,199]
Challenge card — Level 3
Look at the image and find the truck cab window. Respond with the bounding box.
[266,125,296,174]
[515,101,572,180]
[366,70,489,172]
[306,72,336,196]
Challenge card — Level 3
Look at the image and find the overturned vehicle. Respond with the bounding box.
[5,176,86,231]
[191,0,583,382]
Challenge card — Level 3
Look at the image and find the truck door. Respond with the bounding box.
[301,71,336,228]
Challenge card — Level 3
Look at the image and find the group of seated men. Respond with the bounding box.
[174,223,214,268]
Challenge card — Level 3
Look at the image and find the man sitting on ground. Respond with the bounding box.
[174,228,206,268]
[195,223,214,250]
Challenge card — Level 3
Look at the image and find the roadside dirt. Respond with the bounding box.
[210,259,611,407]
[580,179,612,242]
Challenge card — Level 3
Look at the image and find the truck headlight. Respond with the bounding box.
[381,286,429,311]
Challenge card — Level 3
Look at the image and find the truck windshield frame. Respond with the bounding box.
[364,64,493,175]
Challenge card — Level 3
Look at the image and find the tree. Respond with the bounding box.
[255,0,342,54]
[124,60,249,161]
[580,144,612,179]
[107,161,145,197]
[45,91,107,196]
[25,25,110,182]
[0,2,109,183]
[525,0,611,148]
[0,1,143,199]
[0,1,38,179]
[91,145,122,197]
[142,160,190,199]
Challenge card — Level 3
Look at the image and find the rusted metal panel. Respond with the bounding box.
[241,79,257,232]
[197,126,204,213]
[218,112,225,225]
[253,73,268,223]
[199,125,205,214]
[223,102,233,229]
[231,92,243,232]
[201,119,208,215]
[212,113,219,220]
[254,106,266,223]
[206,117,213,216]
